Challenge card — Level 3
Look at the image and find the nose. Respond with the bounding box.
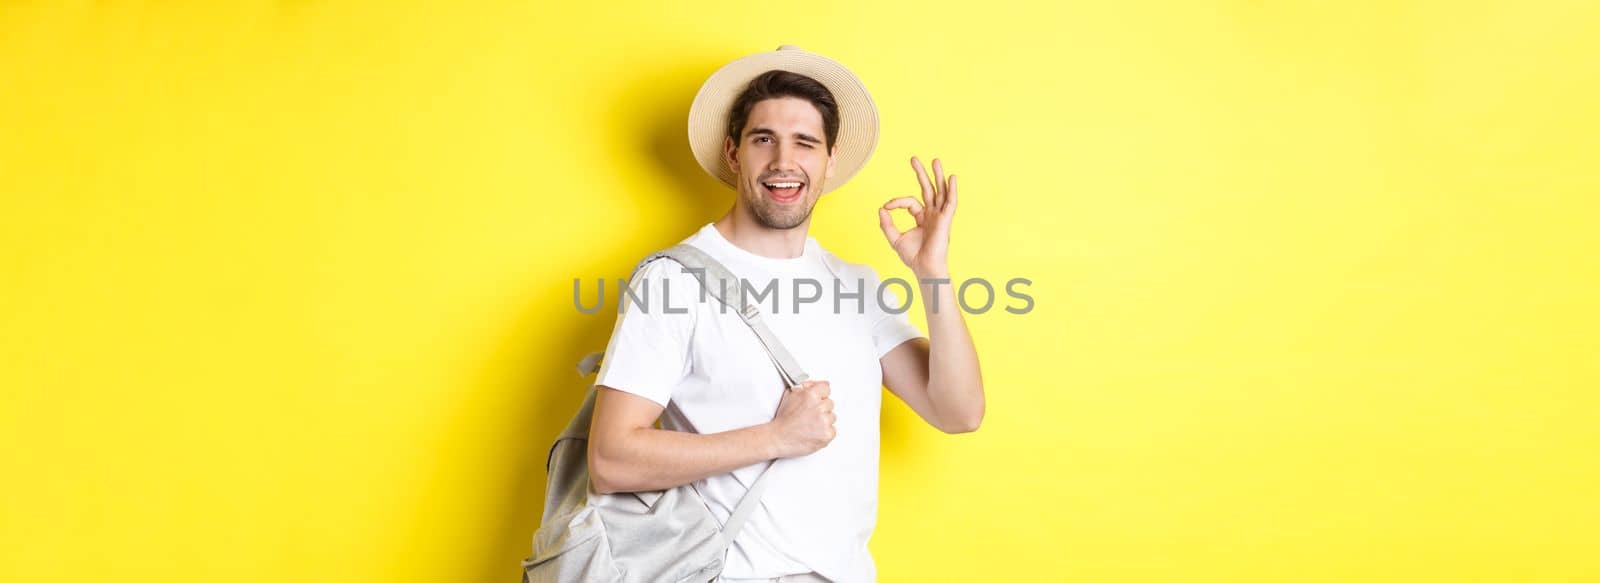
[770,141,799,172]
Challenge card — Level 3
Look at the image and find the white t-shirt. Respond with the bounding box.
[594,223,924,583]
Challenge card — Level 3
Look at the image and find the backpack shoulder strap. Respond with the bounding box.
[628,243,805,545]
[638,244,810,388]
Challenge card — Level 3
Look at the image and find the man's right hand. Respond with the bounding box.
[768,380,836,458]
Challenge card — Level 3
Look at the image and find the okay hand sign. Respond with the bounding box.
[878,156,958,278]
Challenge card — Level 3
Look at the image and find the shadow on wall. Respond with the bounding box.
[465,52,736,583]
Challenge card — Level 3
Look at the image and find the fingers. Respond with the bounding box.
[913,156,956,213]
[882,196,925,218]
[797,381,836,435]
[910,157,935,208]
[878,208,900,246]
[935,174,956,229]
[946,174,958,214]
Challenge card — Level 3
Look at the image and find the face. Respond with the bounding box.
[723,96,838,230]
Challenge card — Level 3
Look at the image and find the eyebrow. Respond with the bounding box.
[746,127,823,145]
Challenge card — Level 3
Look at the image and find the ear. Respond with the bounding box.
[723,136,739,174]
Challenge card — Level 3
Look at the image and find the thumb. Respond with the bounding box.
[877,208,900,246]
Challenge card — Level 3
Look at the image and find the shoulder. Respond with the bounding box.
[816,246,890,285]
[631,254,692,279]
[815,245,919,317]
[627,250,701,287]
[626,225,719,284]
[616,252,710,318]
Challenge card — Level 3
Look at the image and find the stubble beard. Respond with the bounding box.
[745,183,817,230]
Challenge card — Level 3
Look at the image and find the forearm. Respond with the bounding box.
[918,270,986,432]
[589,422,780,494]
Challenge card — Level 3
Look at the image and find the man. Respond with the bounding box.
[588,45,985,583]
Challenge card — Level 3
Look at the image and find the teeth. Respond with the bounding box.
[764,182,802,189]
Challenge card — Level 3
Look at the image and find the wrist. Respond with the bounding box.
[913,266,950,281]
[754,421,787,459]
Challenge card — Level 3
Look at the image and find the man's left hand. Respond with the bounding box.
[878,156,958,279]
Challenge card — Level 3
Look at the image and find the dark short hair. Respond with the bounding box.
[726,70,840,150]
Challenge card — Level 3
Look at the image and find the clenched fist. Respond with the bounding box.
[768,380,836,458]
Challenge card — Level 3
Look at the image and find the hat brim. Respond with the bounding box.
[687,46,878,195]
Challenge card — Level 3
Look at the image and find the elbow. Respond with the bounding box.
[944,419,982,434]
[587,442,630,495]
[589,468,621,495]
[941,411,984,434]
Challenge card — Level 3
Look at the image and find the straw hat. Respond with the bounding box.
[687,45,879,195]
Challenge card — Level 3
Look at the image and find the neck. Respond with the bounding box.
[713,204,810,259]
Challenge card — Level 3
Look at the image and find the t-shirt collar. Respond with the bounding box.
[696,222,820,272]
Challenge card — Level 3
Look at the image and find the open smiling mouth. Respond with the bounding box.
[761,179,805,203]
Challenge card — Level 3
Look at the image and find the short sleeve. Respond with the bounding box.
[593,258,698,408]
[864,266,925,359]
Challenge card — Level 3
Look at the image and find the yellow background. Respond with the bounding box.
[3,1,1597,581]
